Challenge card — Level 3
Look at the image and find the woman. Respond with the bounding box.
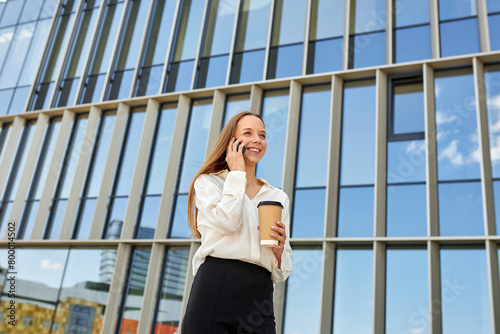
[181,112,292,334]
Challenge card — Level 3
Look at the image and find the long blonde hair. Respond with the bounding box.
[187,111,264,238]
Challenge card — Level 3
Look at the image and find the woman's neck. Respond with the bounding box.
[245,164,259,185]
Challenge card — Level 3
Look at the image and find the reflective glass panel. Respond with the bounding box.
[20,0,43,22]
[387,140,426,183]
[145,105,177,195]
[19,18,52,86]
[196,55,229,89]
[440,18,479,57]
[351,0,385,34]
[223,94,250,125]
[488,0,500,13]
[310,0,344,40]
[0,123,11,165]
[114,109,146,196]
[54,248,116,333]
[435,71,480,181]
[230,49,265,84]
[74,198,96,240]
[136,195,161,237]
[8,86,29,114]
[386,184,427,237]
[152,248,190,333]
[493,180,500,235]
[292,188,326,238]
[170,194,190,238]
[440,248,491,333]
[46,199,67,239]
[393,81,425,134]
[386,248,429,334]
[268,44,303,79]
[296,85,331,188]
[486,66,500,177]
[438,182,484,236]
[0,0,23,27]
[171,0,205,61]
[234,0,271,51]
[350,31,385,69]
[307,38,343,74]
[165,60,195,92]
[395,0,429,27]
[270,0,308,46]
[340,80,376,186]
[439,0,477,21]
[20,200,39,240]
[0,202,13,237]
[489,14,500,51]
[283,248,323,333]
[337,186,374,237]
[116,248,152,334]
[201,0,237,57]
[0,89,13,116]
[135,65,164,96]
[103,197,128,238]
[0,248,68,331]
[257,89,289,188]
[0,26,14,67]
[178,99,213,191]
[332,249,373,334]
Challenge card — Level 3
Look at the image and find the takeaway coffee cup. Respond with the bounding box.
[257,201,283,247]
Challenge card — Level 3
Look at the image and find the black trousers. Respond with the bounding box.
[181,256,276,334]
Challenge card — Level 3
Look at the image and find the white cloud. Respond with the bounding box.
[410,328,423,334]
[40,259,62,270]
[435,110,456,125]
[406,140,425,154]
[487,94,500,112]
[439,140,464,165]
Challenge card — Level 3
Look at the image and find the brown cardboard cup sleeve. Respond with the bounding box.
[257,201,283,247]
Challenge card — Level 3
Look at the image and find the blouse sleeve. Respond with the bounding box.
[194,171,247,235]
[271,195,293,283]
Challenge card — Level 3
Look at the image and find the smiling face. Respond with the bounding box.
[233,115,267,165]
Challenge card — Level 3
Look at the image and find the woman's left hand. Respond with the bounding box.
[271,221,287,268]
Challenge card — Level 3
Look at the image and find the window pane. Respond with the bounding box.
[296,85,331,188]
[0,89,13,116]
[283,248,323,333]
[145,105,177,195]
[152,248,190,333]
[394,25,431,63]
[46,199,67,239]
[489,14,500,51]
[165,60,195,92]
[351,0,385,34]
[54,248,117,333]
[169,194,190,238]
[171,0,205,61]
[387,141,426,183]
[350,31,385,69]
[387,184,427,237]
[307,38,343,74]
[439,0,477,21]
[486,65,500,177]
[340,81,376,186]
[116,248,152,334]
[234,0,271,52]
[386,249,429,334]
[136,195,161,238]
[20,0,43,22]
[74,198,96,240]
[271,0,307,46]
[0,123,12,164]
[333,249,373,334]
[20,201,39,240]
[178,99,213,191]
[268,44,303,79]
[393,81,425,134]
[440,248,491,333]
[440,18,479,58]
[257,89,289,188]
[292,188,325,238]
[435,71,480,181]
[230,49,265,84]
[0,26,14,67]
[19,18,52,86]
[8,86,29,114]
[0,0,23,27]
[0,202,13,237]
[103,197,128,238]
[223,94,250,125]
[309,0,344,39]
[196,55,229,89]
[395,0,429,27]
[337,186,374,237]
[135,65,164,96]
[488,0,500,13]
[492,180,500,235]
[438,182,484,236]
[201,0,237,57]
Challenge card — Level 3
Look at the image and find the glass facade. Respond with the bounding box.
[1,1,500,333]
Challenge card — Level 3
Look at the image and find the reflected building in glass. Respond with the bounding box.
[0,0,500,333]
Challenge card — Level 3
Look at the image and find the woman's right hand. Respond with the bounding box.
[226,137,246,172]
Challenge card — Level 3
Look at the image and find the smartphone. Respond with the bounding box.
[236,142,246,155]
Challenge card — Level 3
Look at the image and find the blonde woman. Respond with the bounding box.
[181,112,292,333]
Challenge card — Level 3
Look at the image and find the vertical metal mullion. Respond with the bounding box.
[324,74,343,238]
[262,0,275,81]
[205,90,225,156]
[99,0,132,102]
[47,0,86,109]
[302,0,313,76]
[153,94,191,239]
[224,0,242,86]
[386,0,393,65]
[0,117,25,203]
[486,239,500,333]
[428,240,442,334]
[372,240,386,334]
[249,85,263,115]
[189,0,210,90]
[31,109,75,240]
[158,0,182,94]
[477,0,490,52]
[318,241,336,333]
[120,98,159,239]
[473,57,496,236]
[23,0,64,113]
[342,0,352,70]
[374,69,387,238]
[128,0,158,98]
[72,0,109,106]
[429,0,440,58]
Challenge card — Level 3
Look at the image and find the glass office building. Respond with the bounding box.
[0,0,499,333]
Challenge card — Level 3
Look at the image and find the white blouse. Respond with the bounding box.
[192,169,293,283]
